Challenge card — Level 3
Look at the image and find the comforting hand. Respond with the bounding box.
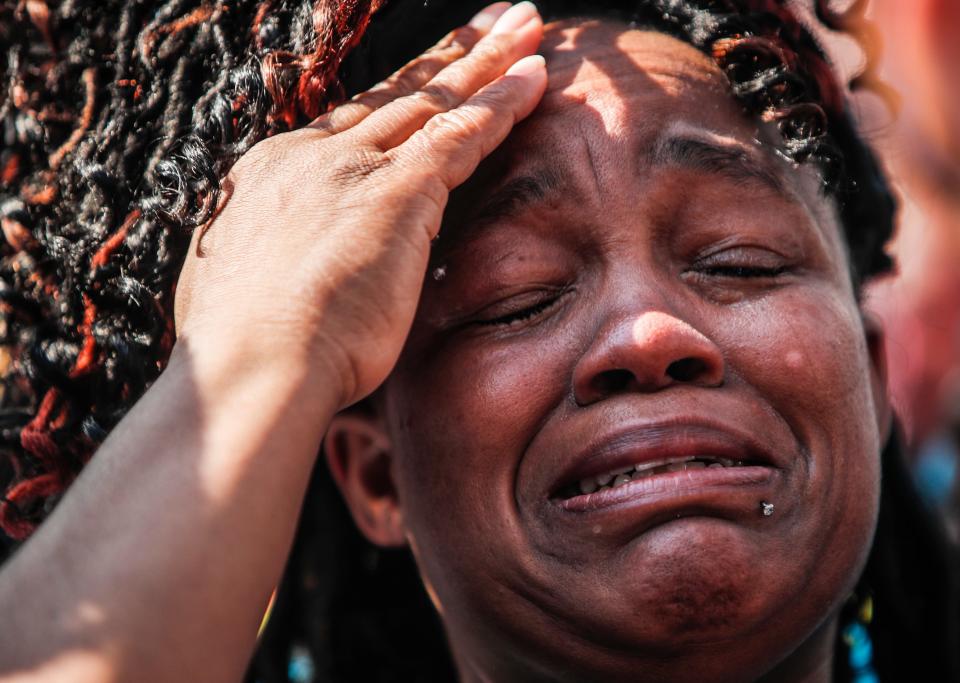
[174,1,547,410]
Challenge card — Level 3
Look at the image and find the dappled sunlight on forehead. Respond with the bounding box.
[537,21,735,137]
[434,16,847,274]
[541,21,728,91]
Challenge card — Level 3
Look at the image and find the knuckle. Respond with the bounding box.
[348,101,378,120]
[387,70,419,96]
[412,84,459,112]
[308,110,343,135]
[430,31,473,60]
[329,147,391,184]
[378,33,471,96]
[472,86,513,112]
[362,75,402,99]
[445,26,482,51]
[470,35,512,69]
[394,56,444,91]
[425,106,485,140]
[309,117,334,135]
[337,95,382,121]
[432,29,459,51]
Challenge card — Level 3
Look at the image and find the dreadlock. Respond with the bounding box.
[0,0,954,681]
[0,0,383,541]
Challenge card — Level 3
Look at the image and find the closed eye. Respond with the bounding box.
[475,291,567,327]
[698,265,787,278]
[690,244,793,281]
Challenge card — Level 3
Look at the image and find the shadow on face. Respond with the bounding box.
[326,18,888,683]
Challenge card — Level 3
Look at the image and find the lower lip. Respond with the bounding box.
[555,466,776,514]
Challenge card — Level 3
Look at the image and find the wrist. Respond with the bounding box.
[169,320,343,431]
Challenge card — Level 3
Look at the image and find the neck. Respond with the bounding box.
[756,617,838,683]
[454,617,840,683]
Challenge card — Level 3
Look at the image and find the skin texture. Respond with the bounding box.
[0,5,888,683]
[328,19,889,683]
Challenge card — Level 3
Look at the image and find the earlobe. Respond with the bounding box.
[862,311,892,442]
[324,413,407,548]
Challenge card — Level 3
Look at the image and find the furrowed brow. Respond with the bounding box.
[651,134,789,197]
[469,168,565,230]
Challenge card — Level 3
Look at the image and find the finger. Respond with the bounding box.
[387,54,548,229]
[308,3,511,137]
[353,1,543,151]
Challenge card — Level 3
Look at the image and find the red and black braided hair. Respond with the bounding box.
[0,1,955,681]
[0,0,385,541]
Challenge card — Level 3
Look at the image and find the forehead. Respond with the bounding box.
[530,20,751,150]
[435,20,843,258]
[440,19,837,253]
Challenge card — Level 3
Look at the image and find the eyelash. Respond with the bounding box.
[475,293,564,327]
[469,254,786,328]
[697,265,787,278]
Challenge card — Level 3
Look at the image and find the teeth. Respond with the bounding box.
[574,457,749,497]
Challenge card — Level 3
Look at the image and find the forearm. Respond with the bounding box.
[0,4,547,678]
[0,334,336,683]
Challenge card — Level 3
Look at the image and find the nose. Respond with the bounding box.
[572,310,725,406]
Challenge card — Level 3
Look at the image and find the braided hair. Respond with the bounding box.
[0,0,383,541]
[0,1,955,681]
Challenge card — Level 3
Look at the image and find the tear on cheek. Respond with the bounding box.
[785,350,804,369]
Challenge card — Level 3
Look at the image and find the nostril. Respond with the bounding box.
[591,369,634,396]
[666,357,709,382]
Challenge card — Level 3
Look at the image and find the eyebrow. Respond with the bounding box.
[464,132,790,232]
[650,134,789,197]
[468,168,566,231]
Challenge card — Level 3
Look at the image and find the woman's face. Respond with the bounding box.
[353,20,886,682]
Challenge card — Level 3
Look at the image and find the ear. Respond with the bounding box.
[323,413,407,548]
[862,310,893,443]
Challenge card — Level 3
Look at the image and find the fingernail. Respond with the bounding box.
[505,54,546,77]
[469,2,511,31]
[491,1,539,35]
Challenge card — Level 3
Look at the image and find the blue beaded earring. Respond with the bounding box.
[843,594,878,683]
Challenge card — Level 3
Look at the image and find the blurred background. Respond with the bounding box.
[821,0,960,542]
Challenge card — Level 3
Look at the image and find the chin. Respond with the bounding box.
[566,520,773,645]
[486,516,849,683]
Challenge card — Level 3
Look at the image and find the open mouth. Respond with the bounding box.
[556,455,756,500]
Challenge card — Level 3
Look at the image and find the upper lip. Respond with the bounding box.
[548,418,780,500]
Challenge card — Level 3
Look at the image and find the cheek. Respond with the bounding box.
[719,286,881,578]
[728,287,879,451]
[382,332,576,575]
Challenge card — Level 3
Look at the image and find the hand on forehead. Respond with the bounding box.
[435,18,842,277]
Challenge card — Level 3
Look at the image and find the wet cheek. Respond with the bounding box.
[387,337,573,541]
[721,290,880,591]
[727,291,872,412]
[784,350,804,370]
[723,289,880,503]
